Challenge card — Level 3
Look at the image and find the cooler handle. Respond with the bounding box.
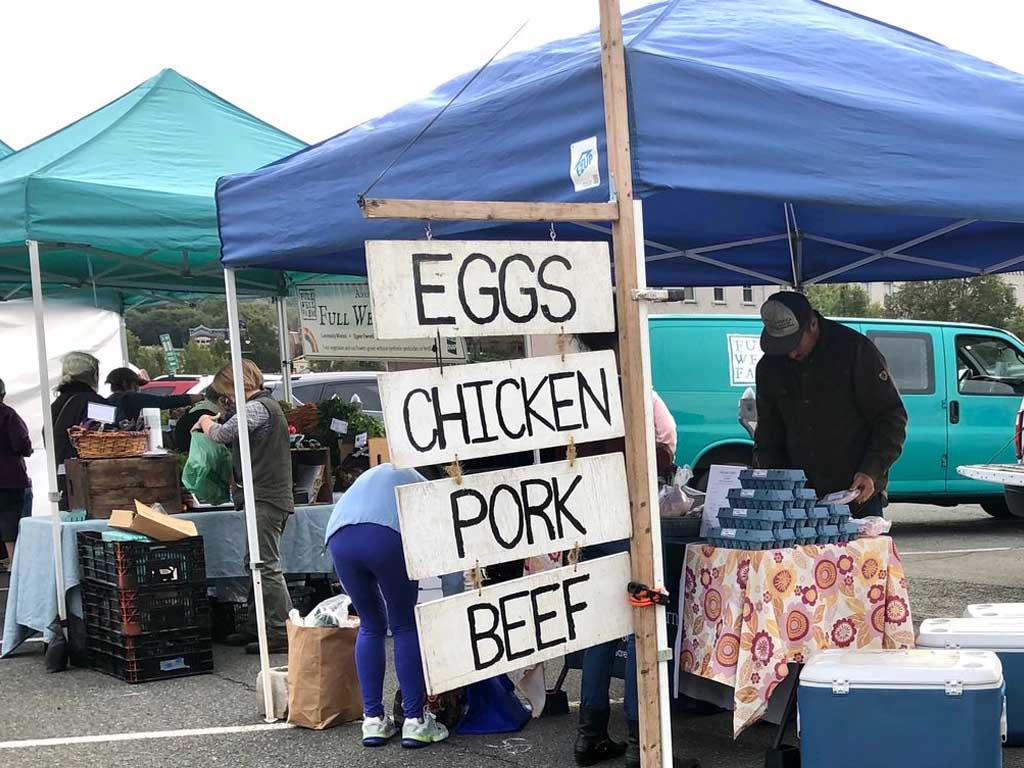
[1002,694,1008,744]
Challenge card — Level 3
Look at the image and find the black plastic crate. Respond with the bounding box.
[87,626,213,684]
[210,599,249,643]
[77,531,206,590]
[82,581,211,637]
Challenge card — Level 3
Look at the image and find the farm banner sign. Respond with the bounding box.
[365,240,614,339]
[296,282,466,361]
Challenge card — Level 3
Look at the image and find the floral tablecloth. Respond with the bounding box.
[676,536,914,736]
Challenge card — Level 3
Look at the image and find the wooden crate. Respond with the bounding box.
[65,456,182,519]
[368,437,390,467]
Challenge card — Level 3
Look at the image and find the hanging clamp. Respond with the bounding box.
[632,288,691,303]
[627,582,670,608]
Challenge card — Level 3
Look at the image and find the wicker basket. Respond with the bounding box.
[69,426,148,459]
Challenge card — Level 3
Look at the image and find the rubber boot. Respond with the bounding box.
[625,719,640,768]
[574,706,626,767]
[627,719,701,768]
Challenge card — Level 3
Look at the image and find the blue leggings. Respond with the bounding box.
[327,523,425,720]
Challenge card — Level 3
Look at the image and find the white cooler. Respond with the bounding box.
[920,616,1024,745]
[799,649,1005,768]
[966,604,1024,619]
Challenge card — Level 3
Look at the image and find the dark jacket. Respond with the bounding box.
[50,381,107,469]
[754,315,908,498]
[108,391,195,423]
[0,402,32,489]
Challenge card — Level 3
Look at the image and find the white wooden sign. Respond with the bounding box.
[416,552,633,694]
[397,454,631,580]
[365,240,614,339]
[379,350,624,467]
[296,282,466,361]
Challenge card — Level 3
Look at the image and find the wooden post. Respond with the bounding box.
[598,2,671,767]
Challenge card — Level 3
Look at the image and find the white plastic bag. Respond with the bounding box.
[659,465,705,518]
[290,595,358,628]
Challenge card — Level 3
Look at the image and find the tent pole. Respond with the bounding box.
[275,296,293,403]
[630,200,674,766]
[225,268,276,723]
[29,240,67,625]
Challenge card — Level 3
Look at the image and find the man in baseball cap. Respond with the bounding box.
[754,292,908,517]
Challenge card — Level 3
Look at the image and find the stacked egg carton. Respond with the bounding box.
[708,469,860,549]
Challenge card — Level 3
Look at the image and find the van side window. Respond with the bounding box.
[866,332,934,395]
[956,335,1024,396]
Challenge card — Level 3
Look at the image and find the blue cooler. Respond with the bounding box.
[800,649,1005,768]
[919,617,1024,746]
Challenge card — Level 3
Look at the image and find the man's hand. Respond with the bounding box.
[850,472,876,504]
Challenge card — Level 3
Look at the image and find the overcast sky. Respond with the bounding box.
[2,0,1024,149]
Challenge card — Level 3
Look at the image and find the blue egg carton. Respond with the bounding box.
[816,524,841,545]
[794,526,819,545]
[806,506,831,523]
[783,506,808,527]
[727,488,795,510]
[838,522,861,543]
[738,468,807,491]
[822,503,852,525]
[775,527,797,547]
[792,488,818,509]
[718,506,787,530]
[707,528,781,550]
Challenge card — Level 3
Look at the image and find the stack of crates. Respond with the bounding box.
[708,469,860,549]
[77,531,213,683]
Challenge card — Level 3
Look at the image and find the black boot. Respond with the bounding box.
[626,719,701,768]
[625,719,640,768]
[574,706,626,767]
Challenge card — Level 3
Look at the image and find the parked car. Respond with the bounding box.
[140,375,203,397]
[650,315,1024,517]
[268,372,382,417]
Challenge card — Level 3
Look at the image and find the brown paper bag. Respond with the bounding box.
[286,620,363,729]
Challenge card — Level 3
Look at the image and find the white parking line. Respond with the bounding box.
[901,546,1024,556]
[0,723,295,750]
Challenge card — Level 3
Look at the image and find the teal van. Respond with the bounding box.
[649,315,1024,517]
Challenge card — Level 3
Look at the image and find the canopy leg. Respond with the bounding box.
[274,296,293,404]
[225,268,276,723]
[29,240,67,626]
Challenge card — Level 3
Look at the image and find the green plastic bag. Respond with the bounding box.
[182,432,233,506]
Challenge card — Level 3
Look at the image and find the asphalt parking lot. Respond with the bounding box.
[4,502,1024,768]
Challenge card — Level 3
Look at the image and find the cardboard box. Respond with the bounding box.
[109,500,198,542]
[368,437,390,467]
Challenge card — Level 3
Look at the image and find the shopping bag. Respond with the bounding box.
[181,432,233,505]
[286,620,363,729]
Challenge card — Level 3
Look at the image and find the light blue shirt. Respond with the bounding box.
[324,464,425,543]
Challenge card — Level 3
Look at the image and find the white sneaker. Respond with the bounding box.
[362,715,398,747]
[401,709,449,749]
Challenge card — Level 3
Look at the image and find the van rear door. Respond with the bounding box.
[862,325,947,497]
[942,328,1024,495]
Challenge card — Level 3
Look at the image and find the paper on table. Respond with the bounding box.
[700,464,746,537]
[819,489,859,505]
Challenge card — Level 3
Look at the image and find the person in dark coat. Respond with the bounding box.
[105,367,202,424]
[755,292,908,517]
[0,378,32,564]
[50,352,107,509]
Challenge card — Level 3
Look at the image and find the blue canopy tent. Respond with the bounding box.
[217,0,1024,289]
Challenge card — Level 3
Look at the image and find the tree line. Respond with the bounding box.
[806,276,1024,337]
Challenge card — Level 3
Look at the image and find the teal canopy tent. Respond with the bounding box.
[0,68,305,295]
[0,139,11,158]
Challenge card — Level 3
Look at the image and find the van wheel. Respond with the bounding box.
[982,498,1014,518]
[1000,486,1024,518]
[693,447,753,492]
